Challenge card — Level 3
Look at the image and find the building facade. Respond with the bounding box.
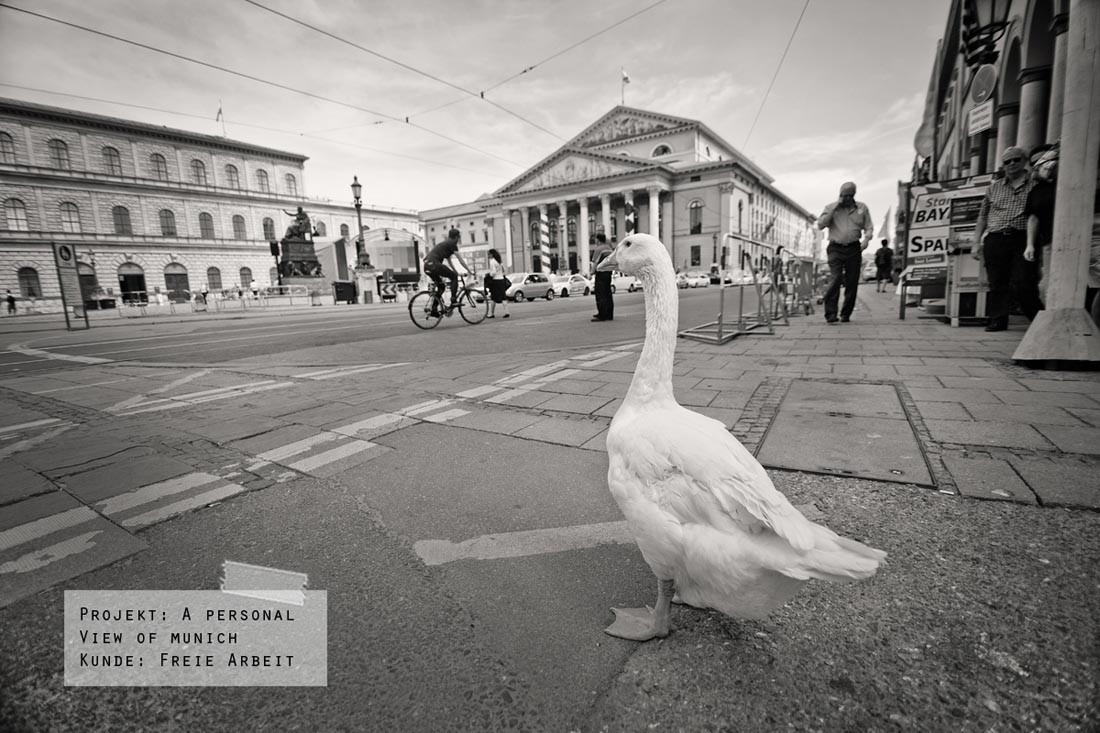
[0,98,419,309]
[914,0,1077,182]
[421,107,818,277]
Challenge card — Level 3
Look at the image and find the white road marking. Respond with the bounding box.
[93,473,223,516]
[0,418,60,435]
[106,369,211,413]
[288,440,377,473]
[413,521,634,566]
[455,384,503,399]
[296,363,406,380]
[401,399,454,416]
[256,433,340,462]
[0,424,75,460]
[0,531,103,574]
[115,381,292,415]
[332,414,406,435]
[421,408,470,423]
[6,346,111,364]
[0,506,98,553]
[118,482,249,529]
[31,378,135,394]
[485,388,532,404]
[581,352,631,367]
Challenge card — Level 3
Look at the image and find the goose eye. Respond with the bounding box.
[625,241,632,247]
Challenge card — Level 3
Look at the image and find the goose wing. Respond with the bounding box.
[611,406,818,552]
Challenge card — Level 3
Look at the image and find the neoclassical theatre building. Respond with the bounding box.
[421,106,819,276]
[0,97,418,309]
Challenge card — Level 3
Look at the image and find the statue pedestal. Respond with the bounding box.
[354,266,377,304]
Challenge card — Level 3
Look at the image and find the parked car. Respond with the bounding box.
[505,272,555,301]
[677,270,711,288]
[549,273,591,297]
[611,272,640,294]
[862,260,877,281]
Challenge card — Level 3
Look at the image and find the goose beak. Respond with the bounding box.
[597,252,618,272]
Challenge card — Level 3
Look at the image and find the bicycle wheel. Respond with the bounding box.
[458,288,488,324]
[409,291,443,329]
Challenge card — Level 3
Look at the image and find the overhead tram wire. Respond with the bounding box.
[741,0,810,149]
[480,0,669,95]
[0,83,501,176]
[241,0,563,141]
[0,2,524,168]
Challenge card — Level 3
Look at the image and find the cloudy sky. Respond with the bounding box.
[0,0,950,231]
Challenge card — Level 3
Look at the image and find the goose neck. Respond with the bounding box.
[625,267,678,406]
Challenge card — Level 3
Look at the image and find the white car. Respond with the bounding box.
[677,271,711,288]
[549,273,591,297]
[611,272,640,294]
[505,272,555,301]
[862,260,878,281]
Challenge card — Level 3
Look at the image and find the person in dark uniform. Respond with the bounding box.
[591,233,614,321]
[423,228,473,315]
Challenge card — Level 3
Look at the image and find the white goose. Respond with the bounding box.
[597,233,886,641]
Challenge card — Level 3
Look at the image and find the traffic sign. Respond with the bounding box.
[971,64,998,103]
[52,241,89,330]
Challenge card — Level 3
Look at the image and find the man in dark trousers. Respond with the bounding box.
[591,233,614,321]
[816,181,874,323]
[973,145,1039,332]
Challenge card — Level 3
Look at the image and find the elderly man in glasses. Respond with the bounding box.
[972,145,1041,332]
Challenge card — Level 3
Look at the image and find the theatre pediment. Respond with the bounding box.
[502,151,649,195]
[572,110,690,148]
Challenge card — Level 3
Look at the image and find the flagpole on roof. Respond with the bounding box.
[216,99,226,137]
[620,67,630,105]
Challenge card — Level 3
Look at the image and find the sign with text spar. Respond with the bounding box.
[64,590,327,686]
[906,175,993,269]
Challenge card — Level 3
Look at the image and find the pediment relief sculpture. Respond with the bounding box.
[512,155,636,193]
[577,114,672,147]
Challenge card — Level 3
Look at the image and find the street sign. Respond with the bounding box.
[970,64,998,103]
[968,99,994,135]
[52,241,89,330]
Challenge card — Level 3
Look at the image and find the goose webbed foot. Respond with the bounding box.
[604,579,674,641]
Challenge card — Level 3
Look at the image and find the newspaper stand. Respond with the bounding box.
[679,251,775,344]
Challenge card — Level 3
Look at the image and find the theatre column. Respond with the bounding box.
[623,190,635,233]
[1046,13,1070,142]
[556,199,568,273]
[520,207,531,272]
[503,209,514,269]
[647,187,661,238]
[600,193,611,238]
[538,204,550,272]
[1016,65,1052,154]
[578,197,590,274]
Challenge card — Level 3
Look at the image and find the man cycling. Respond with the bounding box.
[423,228,473,315]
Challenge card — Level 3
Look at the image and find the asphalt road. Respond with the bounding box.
[0,285,761,373]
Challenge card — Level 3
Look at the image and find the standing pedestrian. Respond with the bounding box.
[591,233,614,321]
[5,289,15,316]
[1024,144,1058,307]
[972,146,1040,332]
[486,248,510,319]
[874,239,894,293]
[817,181,874,323]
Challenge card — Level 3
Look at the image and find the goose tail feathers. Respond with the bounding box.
[789,528,887,583]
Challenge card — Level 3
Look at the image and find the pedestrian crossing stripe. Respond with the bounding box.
[294,363,408,380]
[454,351,634,402]
[93,472,250,530]
[0,531,103,574]
[112,381,293,416]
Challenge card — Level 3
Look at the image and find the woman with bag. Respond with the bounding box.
[487,248,510,319]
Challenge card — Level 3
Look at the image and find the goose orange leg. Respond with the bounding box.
[605,578,674,641]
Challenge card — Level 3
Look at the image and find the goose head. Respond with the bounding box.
[597,233,672,280]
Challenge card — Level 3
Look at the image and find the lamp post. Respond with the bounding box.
[961,0,1011,67]
[351,175,367,267]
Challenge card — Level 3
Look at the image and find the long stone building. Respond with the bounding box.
[421,106,819,277]
[0,97,419,310]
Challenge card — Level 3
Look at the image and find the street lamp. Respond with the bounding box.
[961,0,1011,67]
[351,175,368,267]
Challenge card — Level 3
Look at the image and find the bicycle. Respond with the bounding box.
[408,276,488,329]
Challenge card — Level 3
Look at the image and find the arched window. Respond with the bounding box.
[262,217,275,240]
[47,139,70,169]
[4,198,29,231]
[198,212,215,238]
[112,205,132,235]
[587,213,596,239]
[340,223,349,238]
[530,221,540,248]
[60,202,81,233]
[689,200,703,235]
[102,146,122,175]
[206,267,222,291]
[0,132,14,164]
[548,219,558,247]
[17,267,41,298]
[158,209,177,236]
[150,153,169,181]
[314,220,326,237]
[256,169,269,192]
[240,267,253,288]
[652,144,672,157]
[284,174,297,196]
[567,216,576,246]
[190,159,207,185]
[225,164,240,189]
[611,215,618,239]
[232,215,246,240]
